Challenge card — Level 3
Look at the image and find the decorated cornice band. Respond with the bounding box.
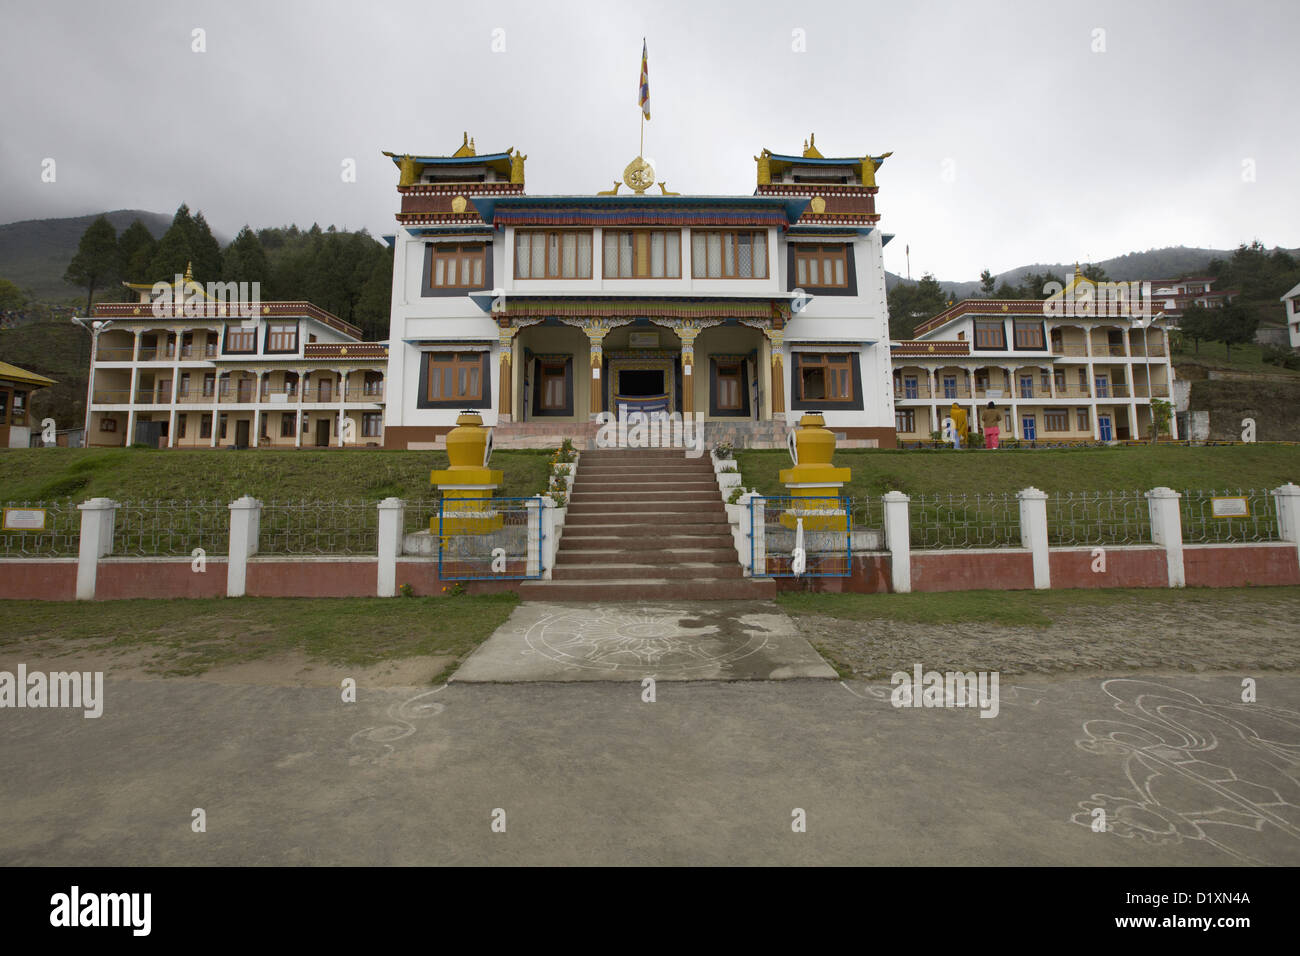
[500,299,775,321]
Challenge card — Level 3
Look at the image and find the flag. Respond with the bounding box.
[638,39,650,120]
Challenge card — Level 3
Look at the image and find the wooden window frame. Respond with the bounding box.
[280,413,295,438]
[514,230,593,280]
[199,414,212,439]
[690,230,769,279]
[1044,409,1070,432]
[224,327,256,354]
[425,352,485,404]
[1013,320,1046,350]
[601,229,681,279]
[265,321,298,354]
[974,321,1006,350]
[361,412,383,437]
[895,409,915,433]
[795,353,855,404]
[429,243,488,289]
[1076,408,1089,431]
[793,244,849,289]
[539,361,568,411]
[100,417,117,432]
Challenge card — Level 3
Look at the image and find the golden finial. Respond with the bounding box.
[453,132,476,158]
[754,148,772,186]
[803,134,823,159]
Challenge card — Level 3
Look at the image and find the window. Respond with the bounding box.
[1053,370,1065,391]
[202,373,216,397]
[1076,408,1089,431]
[602,230,680,279]
[1040,371,1050,390]
[430,243,488,288]
[715,361,743,410]
[903,376,919,399]
[177,414,187,438]
[1077,369,1088,388]
[11,390,26,426]
[793,244,848,288]
[1019,376,1033,399]
[100,417,117,432]
[796,353,854,402]
[540,362,567,410]
[1044,409,1069,432]
[280,413,294,438]
[225,327,255,353]
[691,230,768,278]
[285,377,297,398]
[515,231,592,279]
[896,409,915,433]
[426,352,484,402]
[1014,320,1045,349]
[942,376,957,399]
[266,322,297,352]
[219,414,228,440]
[974,321,1006,350]
[200,414,212,439]
[362,413,382,437]
[1095,376,1109,398]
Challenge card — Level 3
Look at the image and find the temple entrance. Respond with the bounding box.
[611,364,671,415]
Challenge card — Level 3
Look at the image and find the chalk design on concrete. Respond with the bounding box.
[349,687,446,762]
[524,607,768,675]
[1070,678,1300,865]
[453,602,838,682]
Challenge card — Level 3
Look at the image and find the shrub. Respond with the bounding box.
[549,489,567,508]
[727,486,746,505]
[713,441,734,459]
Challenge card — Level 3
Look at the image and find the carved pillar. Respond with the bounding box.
[498,327,514,422]
[767,329,785,416]
[679,329,697,415]
[587,331,605,416]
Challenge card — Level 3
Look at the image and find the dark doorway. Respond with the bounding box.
[619,369,664,396]
[315,418,331,447]
[235,420,250,448]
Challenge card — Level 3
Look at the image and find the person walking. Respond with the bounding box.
[980,401,1003,449]
[949,402,967,449]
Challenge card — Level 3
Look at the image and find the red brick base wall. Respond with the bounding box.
[1049,547,1168,589]
[912,550,1036,592]
[96,559,229,599]
[1184,544,1300,587]
[245,559,378,597]
[0,559,77,600]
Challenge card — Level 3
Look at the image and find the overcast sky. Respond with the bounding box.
[1,0,1297,281]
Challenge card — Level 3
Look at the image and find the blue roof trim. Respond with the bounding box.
[406,226,494,238]
[787,226,875,238]
[389,152,511,166]
[881,233,894,247]
[767,153,867,165]
[473,195,809,225]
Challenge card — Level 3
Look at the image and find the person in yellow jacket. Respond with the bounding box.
[949,402,968,449]
[980,401,1003,449]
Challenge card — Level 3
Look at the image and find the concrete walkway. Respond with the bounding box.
[3,673,1297,865]
[452,601,838,682]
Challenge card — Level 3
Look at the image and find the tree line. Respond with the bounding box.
[63,205,394,340]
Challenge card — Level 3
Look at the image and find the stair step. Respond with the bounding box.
[569,501,723,515]
[557,546,737,561]
[564,515,731,529]
[571,481,719,492]
[552,563,743,580]
[517,578,776,601]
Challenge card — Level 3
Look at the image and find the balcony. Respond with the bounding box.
[1051,385,1093,398]
[94,346,136,362]
[91,388,133,404]
[895,383,931,400]
[344,387,385,402]
[1050,343,1089,356]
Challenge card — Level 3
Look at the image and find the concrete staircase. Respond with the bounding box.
[517,448,776,601]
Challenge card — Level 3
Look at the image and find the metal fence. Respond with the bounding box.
[1180,488,1282,544]
[1047,490,1151,546]
[0,500,80,556]
[910,492,1021,549]
[258,500,378,555]
[437,497,545,581]
[750,494,852,577]
[113,499,231,556]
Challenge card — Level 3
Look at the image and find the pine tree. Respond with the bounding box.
[64,215,121,315]
[117,219,158,290]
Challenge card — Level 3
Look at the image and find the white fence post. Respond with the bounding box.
[75,497,120,600]
[227,495,262,597]
[882,490,911,593]
[526,495,546,579]
[1273,482,1300,568]
[376,497,405,597]
[1146,486,1185,588]
[1018,486,1051,589]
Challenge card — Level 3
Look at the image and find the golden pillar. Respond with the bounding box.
[767,329,785,415]
[679,330,697,416]
[587,332,605,416]
[497,328,514,422]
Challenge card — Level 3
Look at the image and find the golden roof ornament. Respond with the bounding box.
[755,148,772,186]
[802,134,823,159]
[509,148,526,185]
[453,132,476,157]
[622,155,655,194]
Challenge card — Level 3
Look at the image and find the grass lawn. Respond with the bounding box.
[0,594,519,680]
[776,586,1300,628]
[0,447,551,506]
[1173,339,1300,377]
[735,443,1300,502]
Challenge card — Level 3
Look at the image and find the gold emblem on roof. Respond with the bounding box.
[622,156,655,194]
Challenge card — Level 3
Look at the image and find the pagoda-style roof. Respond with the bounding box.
[0,361,56,388]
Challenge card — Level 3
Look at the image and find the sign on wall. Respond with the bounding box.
[2,507,46,531]
[1211,497,1250,518]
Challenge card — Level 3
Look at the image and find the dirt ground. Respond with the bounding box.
[793,594,1300,679]
[0,640,453,688]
